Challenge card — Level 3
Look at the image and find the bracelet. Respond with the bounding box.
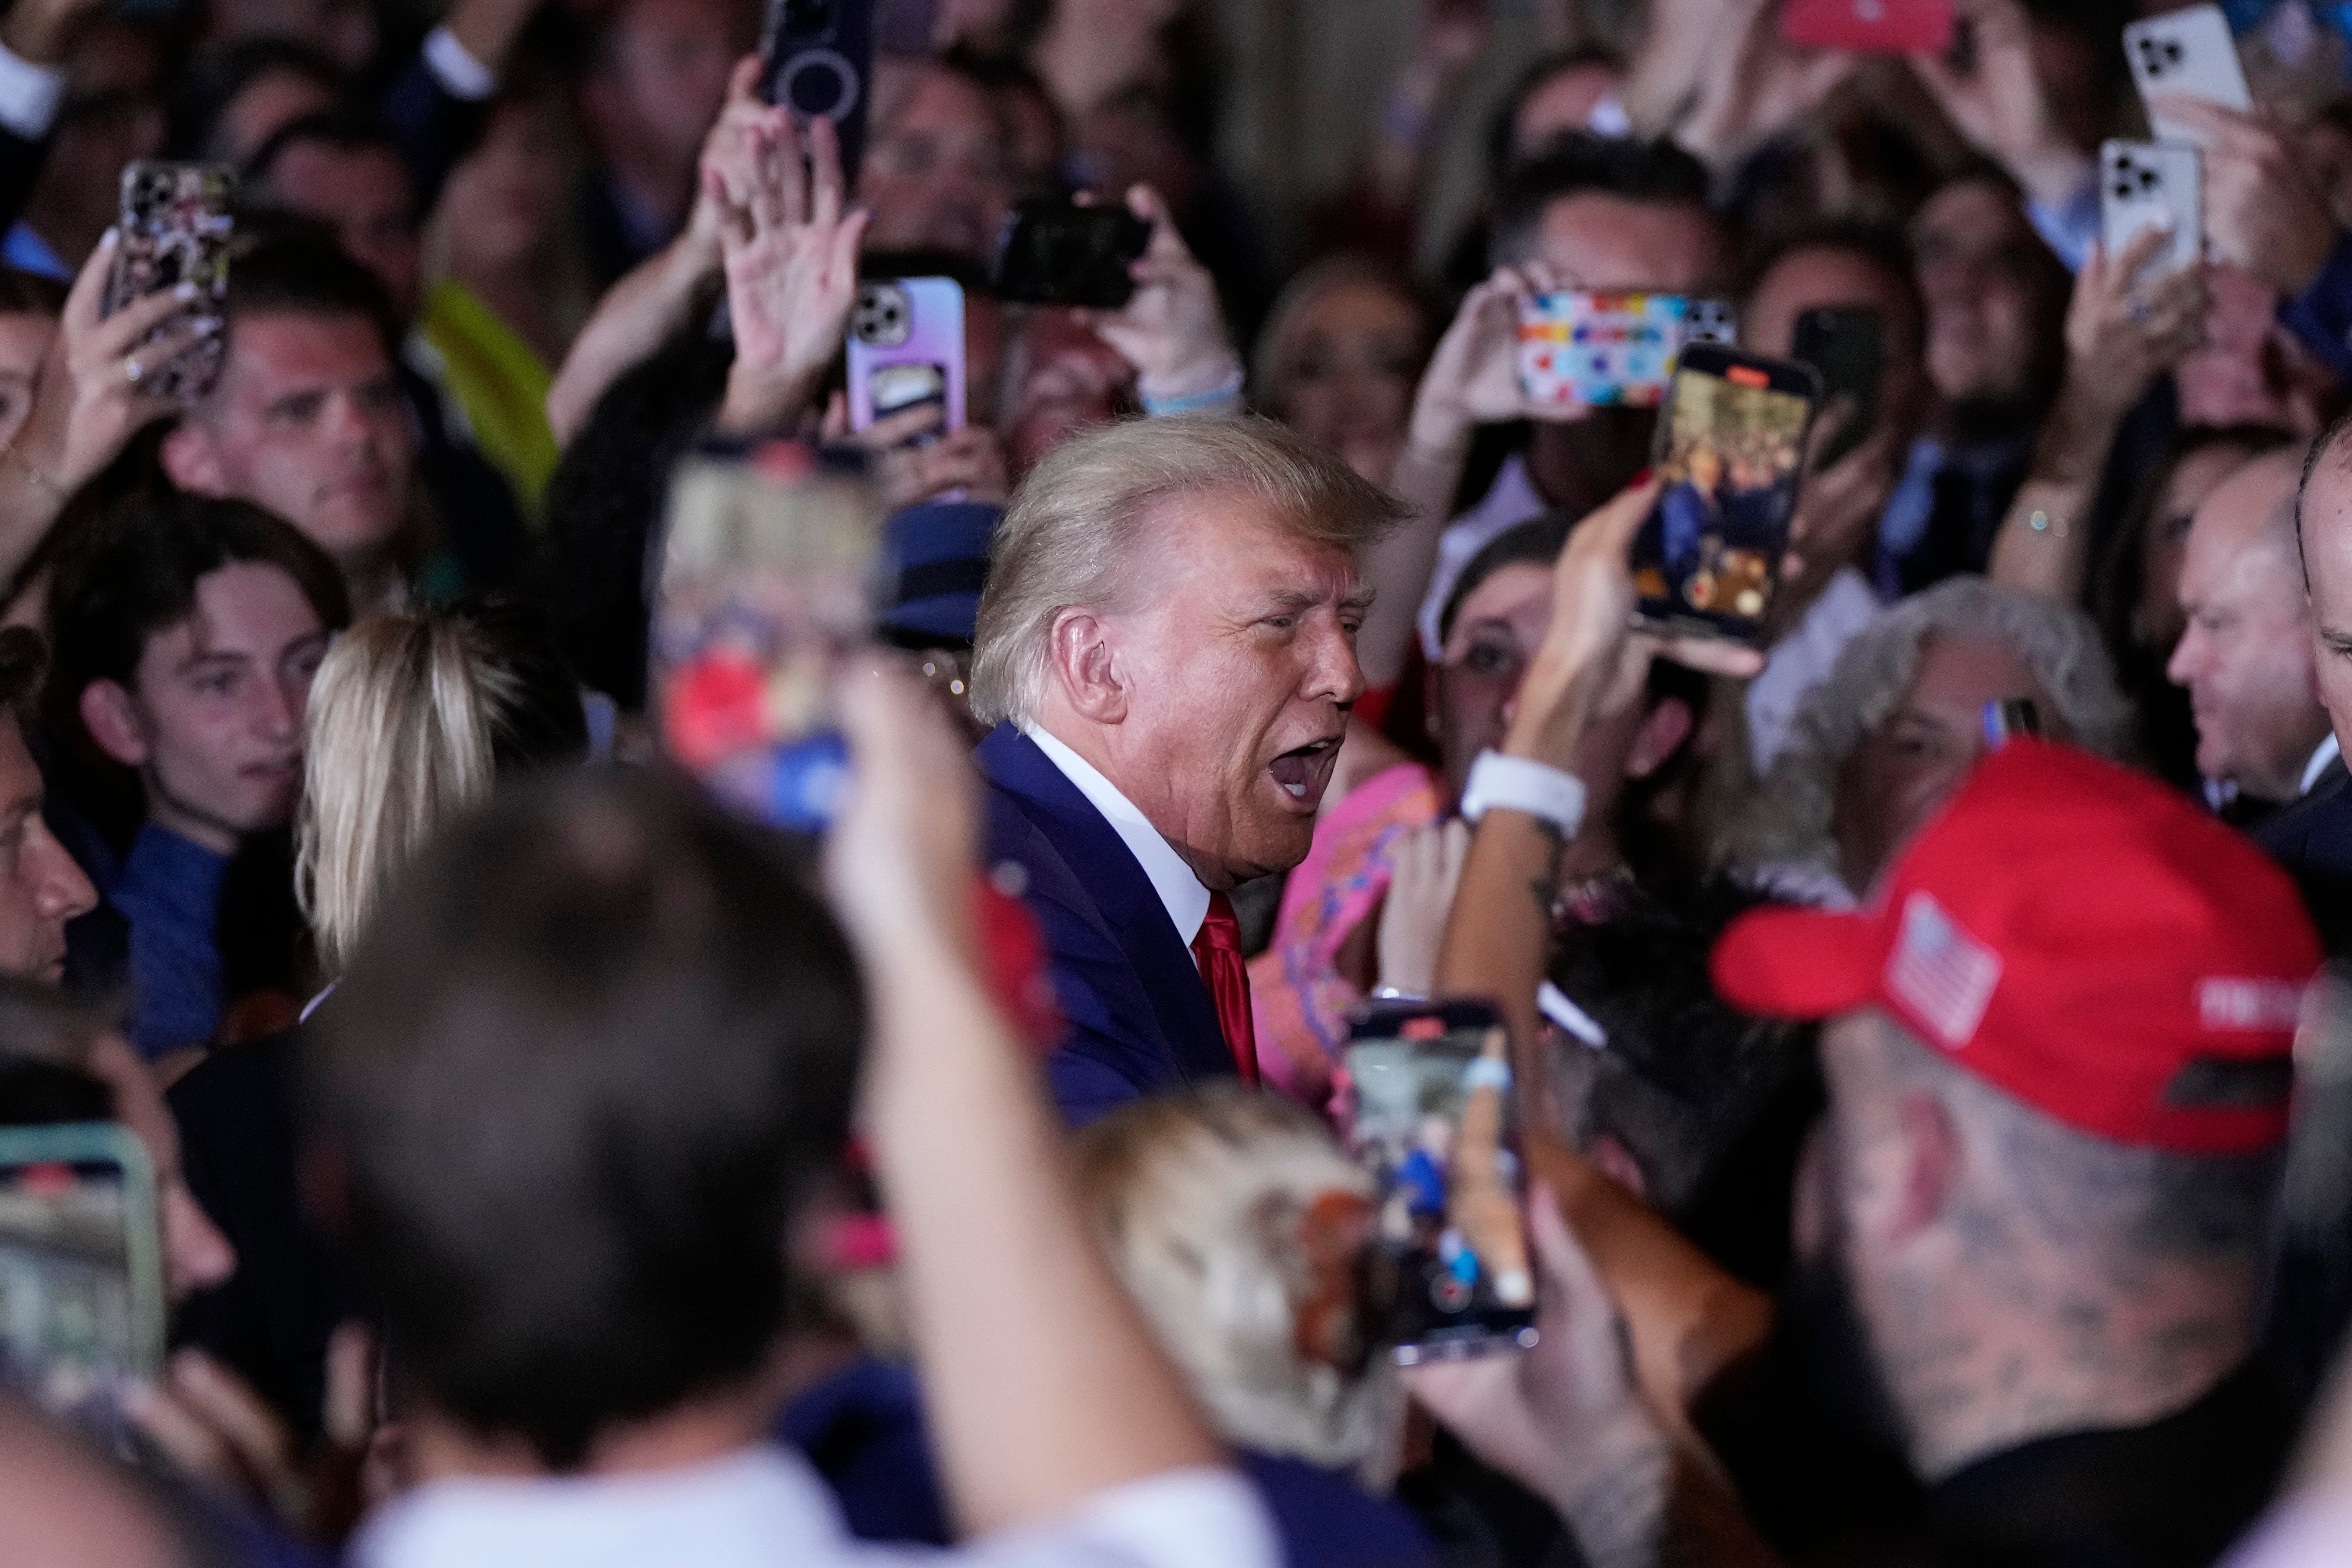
[1459,749,1587,836]
[1141,364,1245,418]
[1537,980,1609,1049]
[3,442,61,503]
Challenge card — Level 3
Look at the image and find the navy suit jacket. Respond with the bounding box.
[2256,759,2352,953]
[976,724,1235,1123]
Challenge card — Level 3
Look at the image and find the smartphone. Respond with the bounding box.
[991,199,1152,309]
[102,161,232,405]
[1782,0,1955,53]
[653,442,883,833]
[1516,291,1719,409]
[2099,139,2202,283]
[2124,4,2252,145]
[0,1123,165,1456]
[760,0,874,186]
[847,278,965,440]
[1790,307,1882,470]
[1630,344,1822,644]
[1343,999,1538,1365]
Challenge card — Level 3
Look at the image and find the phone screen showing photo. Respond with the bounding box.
[1343,1001,1538,1364]
[1630,348,1819,644]
[0,1123,164,1456]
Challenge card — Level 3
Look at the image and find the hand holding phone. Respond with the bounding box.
[991,198,1152,309]
[2124,4,2252,146]
[654,442,884,833]
[1344,1000,1537,1364]
[102,162,232,405]
[1630,345,1822,645]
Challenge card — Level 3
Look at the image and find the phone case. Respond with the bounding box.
[1781,0,1955,54]
[2100,140,2202,282]
[103,161,234,405]
[760,0,873,182]
[847,278,966,437]
[990,200,1151,308]
[1516,291,1695,409]
[1791,307,1882,469]
[2124,5,2251,145]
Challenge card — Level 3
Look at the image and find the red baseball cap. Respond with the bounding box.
[1712,740,2321,1154]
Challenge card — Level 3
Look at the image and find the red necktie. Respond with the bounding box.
[1191,892,1260,1087]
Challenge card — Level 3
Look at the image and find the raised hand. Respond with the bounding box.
[1674,0,1859,173]
[2063,228,2206,417]
[1376,816,1471,999]
[2158,96,2340,297]
[1079,184,1238,403]
[1409,263,1578,453]
[711,98,872,436]
[19,230,207,495]
[1908,0,2093,208]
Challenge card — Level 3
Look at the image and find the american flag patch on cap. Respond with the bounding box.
[1887,892,2003,1050]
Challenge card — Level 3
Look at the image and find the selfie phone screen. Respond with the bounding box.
[653,443,883,833]
[1630,345,1821,645]
[0,1123,165,1454]
[1342,999,1538,1364]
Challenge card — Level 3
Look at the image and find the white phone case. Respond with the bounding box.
[2123,4,2252,146]
[2099,140,2202,281]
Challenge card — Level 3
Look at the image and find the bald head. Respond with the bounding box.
[2171,445,2330,802]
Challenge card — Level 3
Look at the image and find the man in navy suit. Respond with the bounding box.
[2274,418,2352,918]
[967,417,1406,1122]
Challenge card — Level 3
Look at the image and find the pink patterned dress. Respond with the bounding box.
[1247,763,1441,1113]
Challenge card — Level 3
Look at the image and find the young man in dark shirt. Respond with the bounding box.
[46,493,348,1062]
[1712,741,2315,1568]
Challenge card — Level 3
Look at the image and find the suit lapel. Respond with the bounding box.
[975,726,1234,1082]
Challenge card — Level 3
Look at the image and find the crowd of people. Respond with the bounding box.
[18,0,2352,1563]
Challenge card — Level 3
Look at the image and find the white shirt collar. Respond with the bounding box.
[1021,720,1212,949]
[353,1447,847,1568]
[2304,733,2343,797]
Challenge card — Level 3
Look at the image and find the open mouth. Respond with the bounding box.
[1268,736,1342,806]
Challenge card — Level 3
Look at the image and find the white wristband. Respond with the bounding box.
[1459,750,1587,837]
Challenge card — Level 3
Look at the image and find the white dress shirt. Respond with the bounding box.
[2302,732,2343,797]
[1022,721,1211,951]
[353,1445,1281,1568]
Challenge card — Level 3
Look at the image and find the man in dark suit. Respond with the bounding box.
[967,417,1406,1122]
[2267,416,2352,941]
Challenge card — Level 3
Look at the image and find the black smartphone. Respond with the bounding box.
[1790,307,1880,471]
[1630,343,1822,645]
[991,199,1152,309]
[760,0,874,186]
[1343,998,1538,1365]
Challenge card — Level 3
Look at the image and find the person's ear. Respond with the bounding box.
[1889,1090,1962,1242]
[79,680,150,768]
[1046,607,1127,725]
[1587,1132,1648,1202]
[159,424,228,498]
[1623,696,1694,780]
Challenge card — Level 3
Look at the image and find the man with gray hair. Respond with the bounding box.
[969,416,1406,1123]
[2166,446,2334,818]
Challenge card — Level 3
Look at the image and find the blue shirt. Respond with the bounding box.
[108,822,228,1060]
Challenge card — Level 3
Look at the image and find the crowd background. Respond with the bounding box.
[18,0,2352,1565]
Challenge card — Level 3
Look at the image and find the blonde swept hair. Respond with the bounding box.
[298,604,586,973]
[1073,1085,1400,1474]
[967,415,1409,726]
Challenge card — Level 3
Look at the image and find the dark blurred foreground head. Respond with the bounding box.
[308,769,863,1470]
